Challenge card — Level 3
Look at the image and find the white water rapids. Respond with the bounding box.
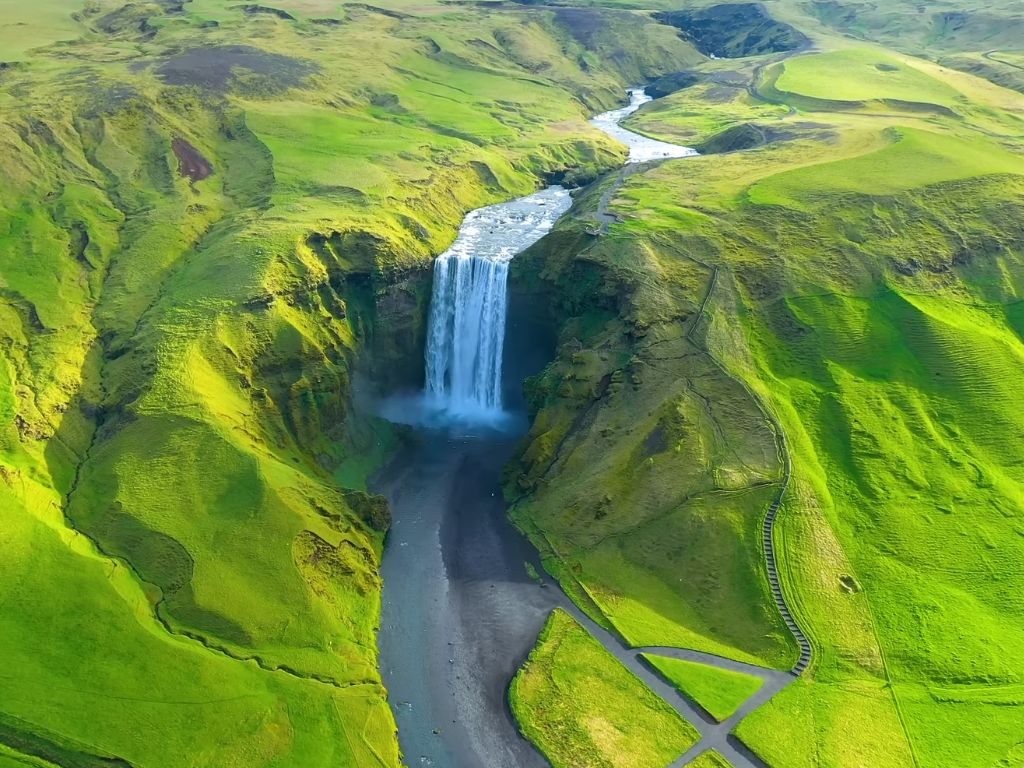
[590,88,699,163]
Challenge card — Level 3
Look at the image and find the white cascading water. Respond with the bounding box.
[424,187,572,422]
[589,88,699,163]
[425,255,508,411]
[380,89,698,767]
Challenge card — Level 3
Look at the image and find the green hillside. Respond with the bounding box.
[641,655,764,722]
[509,20,1024,767]
[0,1,698,764]
[5,0,1024,765]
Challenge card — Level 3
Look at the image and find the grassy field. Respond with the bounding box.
[0,0,701,763]
[774,48,964,107]
[641,655,764,722]
[690,751,734,768]
[509,609,699,768]
[509,4,1024,766]
[7,0,1024,765]
[0,0,84,59]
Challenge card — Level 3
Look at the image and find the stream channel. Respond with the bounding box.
[374,88,698,768]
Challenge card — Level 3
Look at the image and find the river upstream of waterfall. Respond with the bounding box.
[373,89,696,768]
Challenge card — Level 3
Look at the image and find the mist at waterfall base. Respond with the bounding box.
[375,186,572,434]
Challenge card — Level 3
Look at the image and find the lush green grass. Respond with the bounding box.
[748,126,1024,207]
[635,120,1024,768]
[513,17,1024,767]
[735,678,916,768]
[802,0,1024,57]
[508,232,798,668]
[0,479,397,768]
[0,0,85,59]
[0,0,702,763]
[6,0,1024,765]
[689,750,734,768]
[774,48,964,107]
[641,654,763,722]
[509,609,699,768]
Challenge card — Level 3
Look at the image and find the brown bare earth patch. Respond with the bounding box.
[172,137,212,182]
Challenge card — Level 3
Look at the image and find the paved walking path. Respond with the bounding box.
[544,577,794,768]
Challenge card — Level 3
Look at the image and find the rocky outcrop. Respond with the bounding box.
[655,4,809,59]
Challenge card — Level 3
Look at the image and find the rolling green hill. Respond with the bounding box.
[5,0,1024,766]
[509,17,1024,766]
[0,1,699,764]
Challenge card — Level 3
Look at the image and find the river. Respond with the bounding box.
[374,88,697,768]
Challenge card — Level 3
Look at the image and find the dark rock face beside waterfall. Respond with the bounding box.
[307,229,433,395]
[337,267,432,395]
[654,3,809,58]
[363,269,433,392]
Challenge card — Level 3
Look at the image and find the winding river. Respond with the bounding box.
[374,89,700,768]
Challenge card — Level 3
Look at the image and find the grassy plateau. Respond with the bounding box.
[509,609,699,768]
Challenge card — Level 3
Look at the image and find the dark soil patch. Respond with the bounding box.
[696,121,835,154]
[234,3,296,20]
[552,7,605,47]
[704,84,742,102]
[81,82,141,118]
[643,425,669,456]
[156,45,315,92]
[94,2,162,38]
[172,137,213,182]
[696,123,771,153]
[645,70,701,99]
[654,3,808,58]
[346,3,410,20]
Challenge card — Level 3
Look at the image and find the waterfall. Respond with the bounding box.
[422,187,572,423]
[425,253,509,414]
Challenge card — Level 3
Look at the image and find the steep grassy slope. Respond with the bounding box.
[511,29,1024,767]
[507,219,798,669]
[509,609,699,768]
[0,1,702,764]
